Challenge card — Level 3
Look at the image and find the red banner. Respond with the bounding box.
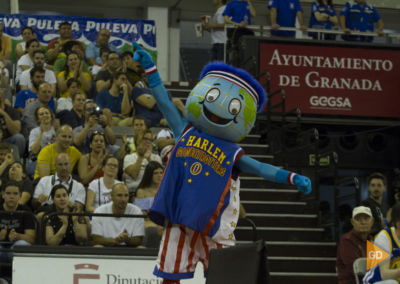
[259,42,400,118]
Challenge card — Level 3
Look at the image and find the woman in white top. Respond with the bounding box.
[15,26,36,59]
[27,105,56,177]
[86,156,121,212]
[16,38,40,83]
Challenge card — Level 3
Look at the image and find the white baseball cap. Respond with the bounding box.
[352,206,372,218]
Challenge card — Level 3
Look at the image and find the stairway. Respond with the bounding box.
[180,48,211,82]
[237,134,337,284]
[166,84,338,284]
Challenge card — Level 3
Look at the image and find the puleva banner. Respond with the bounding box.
[0,13,156,62]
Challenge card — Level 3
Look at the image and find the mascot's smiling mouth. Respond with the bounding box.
[203,104,232,125]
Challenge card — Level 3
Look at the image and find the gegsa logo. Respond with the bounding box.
[309,96,352,108]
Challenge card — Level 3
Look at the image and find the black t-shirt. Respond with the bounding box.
[56,109,84,129]
[45,205,77,245]
[0,178,34,207]
[0,204,35,242]
[0,178,33,196]
[131,86,164,128]
[360,197,385,236]
[0,105,21,138]
[126,68,141,86]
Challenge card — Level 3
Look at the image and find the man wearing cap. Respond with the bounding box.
[337,206,374,284]
[363,203,400,283]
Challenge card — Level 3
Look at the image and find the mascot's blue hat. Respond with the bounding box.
[200,62,267,113]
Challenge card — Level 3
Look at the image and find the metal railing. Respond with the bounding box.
[224,24,400,40]
[312,150,360,241]
[223,24,400,63]
[334,176,360,240]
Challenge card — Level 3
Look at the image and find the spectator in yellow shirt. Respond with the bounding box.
[34,124,81,179]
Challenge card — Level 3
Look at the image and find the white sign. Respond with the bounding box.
[13,254,205,284]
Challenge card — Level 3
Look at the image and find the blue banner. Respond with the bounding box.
[0,13,156,62]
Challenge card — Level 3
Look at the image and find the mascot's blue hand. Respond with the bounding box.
[132,41,162,88]
[293,175,312,195]
[132,42,154,69]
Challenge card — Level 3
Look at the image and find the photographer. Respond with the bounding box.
[72,99,116,154]
[33,153,86,213]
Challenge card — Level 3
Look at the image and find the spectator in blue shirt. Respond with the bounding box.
[223,0,256,27]
[14,67,55,113]
[223,0,256,65]
[268,0,307,37]
[131,74,170,128]
[86,29,120,66]
[95,71,132,126]
[340,0,384,42]
[309,0,338,40]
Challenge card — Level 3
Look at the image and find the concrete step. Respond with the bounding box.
[241,200,307,214]
[235,226,324,242]
[238,143,269,155]
[270,272,337,284]
[239,176,297,189]
[240,188,299,201]
[240,134,262,144]
[243,213,318,228]
[236,240,337,257]
[269,256,336,273]
[247,154,274,164]
[266,241,336,257]
[165,87,191,99]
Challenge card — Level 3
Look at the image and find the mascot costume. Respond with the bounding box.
[132,42,311,283]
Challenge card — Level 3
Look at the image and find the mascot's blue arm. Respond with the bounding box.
[151,84,187,139]
[133,41,186,138]
[237,155,312,194]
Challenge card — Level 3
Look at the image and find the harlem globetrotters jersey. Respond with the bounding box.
[363,227,400,283]
[148,126,244,244]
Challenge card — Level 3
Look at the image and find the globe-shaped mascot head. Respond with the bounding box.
[185,63,267,143]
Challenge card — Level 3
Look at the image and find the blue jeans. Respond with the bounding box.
[211,43,225,61]
[25,159,37,178]
[4,134,26,158]
[0,240,31,263]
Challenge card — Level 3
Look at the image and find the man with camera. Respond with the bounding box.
[72,99,116,154]
[33,153,86,212]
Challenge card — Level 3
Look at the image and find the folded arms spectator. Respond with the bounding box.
[91,183,144,247]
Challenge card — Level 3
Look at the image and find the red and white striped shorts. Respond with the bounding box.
[153,222,228,280]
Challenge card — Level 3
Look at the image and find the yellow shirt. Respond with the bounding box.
[57,71,91,98]
[34,144,82,179]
